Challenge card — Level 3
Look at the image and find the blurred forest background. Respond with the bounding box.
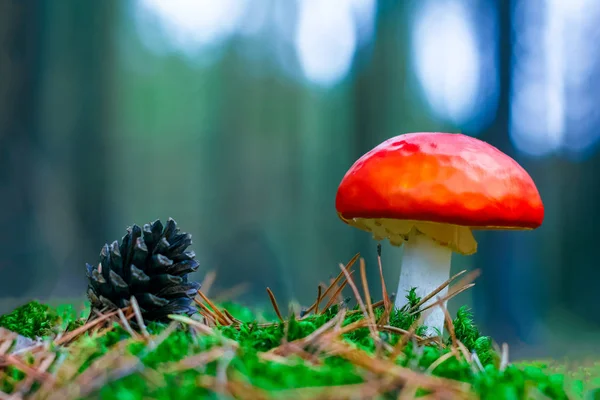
[1,0,599,361]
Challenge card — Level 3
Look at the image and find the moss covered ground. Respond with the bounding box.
[0,255,598,399]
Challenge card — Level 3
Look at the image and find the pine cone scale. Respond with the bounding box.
[87,218,201,321]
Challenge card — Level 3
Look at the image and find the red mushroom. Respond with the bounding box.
[335,132,544,334]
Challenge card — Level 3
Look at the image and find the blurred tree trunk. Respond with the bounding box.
[476,0,530,344]
[204,48,299,305]
[350,0,414,301]
[32,0,115,298]
[0,0,43,301]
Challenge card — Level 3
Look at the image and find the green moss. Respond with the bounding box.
[56,303,89,332]
[452,306,497,367]
[0,300,59,338]
[0,293,598,399]
[515,360,600,397]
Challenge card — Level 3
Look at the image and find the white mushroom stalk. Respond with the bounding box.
[396,231,452,334]
[347,218,477,335]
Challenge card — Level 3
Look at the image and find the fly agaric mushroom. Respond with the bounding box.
[335,132,544,334]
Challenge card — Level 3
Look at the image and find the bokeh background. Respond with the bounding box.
[1,0,599,361]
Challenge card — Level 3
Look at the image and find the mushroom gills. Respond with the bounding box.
[345,217,477,255]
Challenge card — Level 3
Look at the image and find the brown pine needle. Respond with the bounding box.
[409,269,468,313]
[426,351,456,374]
[167,314,221,338]
[130,296,149,339]
[338,262,377,339]
[347,299,384,315]
[376,244,391,325]
[117,308,139,339]
[471,352,485,373]
[222,309,242,326]
[380,325,424,342]
[196,290,231,325]
[337,319,371,336]
[0,354,54,384]
[288,309,347,350]
[266,287,285,322]
[413,283,476,315]
[15,352,56,396]
[302,253,360,317]
[440,296,459,357]
[359,258,376,327]
[165,347,229,373]
[212,283,250,304]
[329,339,471,396]
[315,285,323,315]
[456,339,472,363]
[397,384,418,400]
[55,309,121,346]
[197,375,270,400]
[389,319,421,361]
[320,280,349,313]
[200,270,217,297]
[198,309,218,326]
[194,297,218,318]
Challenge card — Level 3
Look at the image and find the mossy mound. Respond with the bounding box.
[0,301,59,339]
[0,296,596,399]
[0,256,598,399]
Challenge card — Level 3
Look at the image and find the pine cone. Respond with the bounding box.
[86,218,200,321]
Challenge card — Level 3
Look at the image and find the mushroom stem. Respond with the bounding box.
[395,232,452,335]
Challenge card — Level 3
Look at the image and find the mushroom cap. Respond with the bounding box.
[335,132,544,230]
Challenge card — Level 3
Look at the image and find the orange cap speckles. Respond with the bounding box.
[336,132,544,230]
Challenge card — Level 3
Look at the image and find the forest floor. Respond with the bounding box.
[0,254,598,399]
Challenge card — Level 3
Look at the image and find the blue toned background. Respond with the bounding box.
[1,0,598,361]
